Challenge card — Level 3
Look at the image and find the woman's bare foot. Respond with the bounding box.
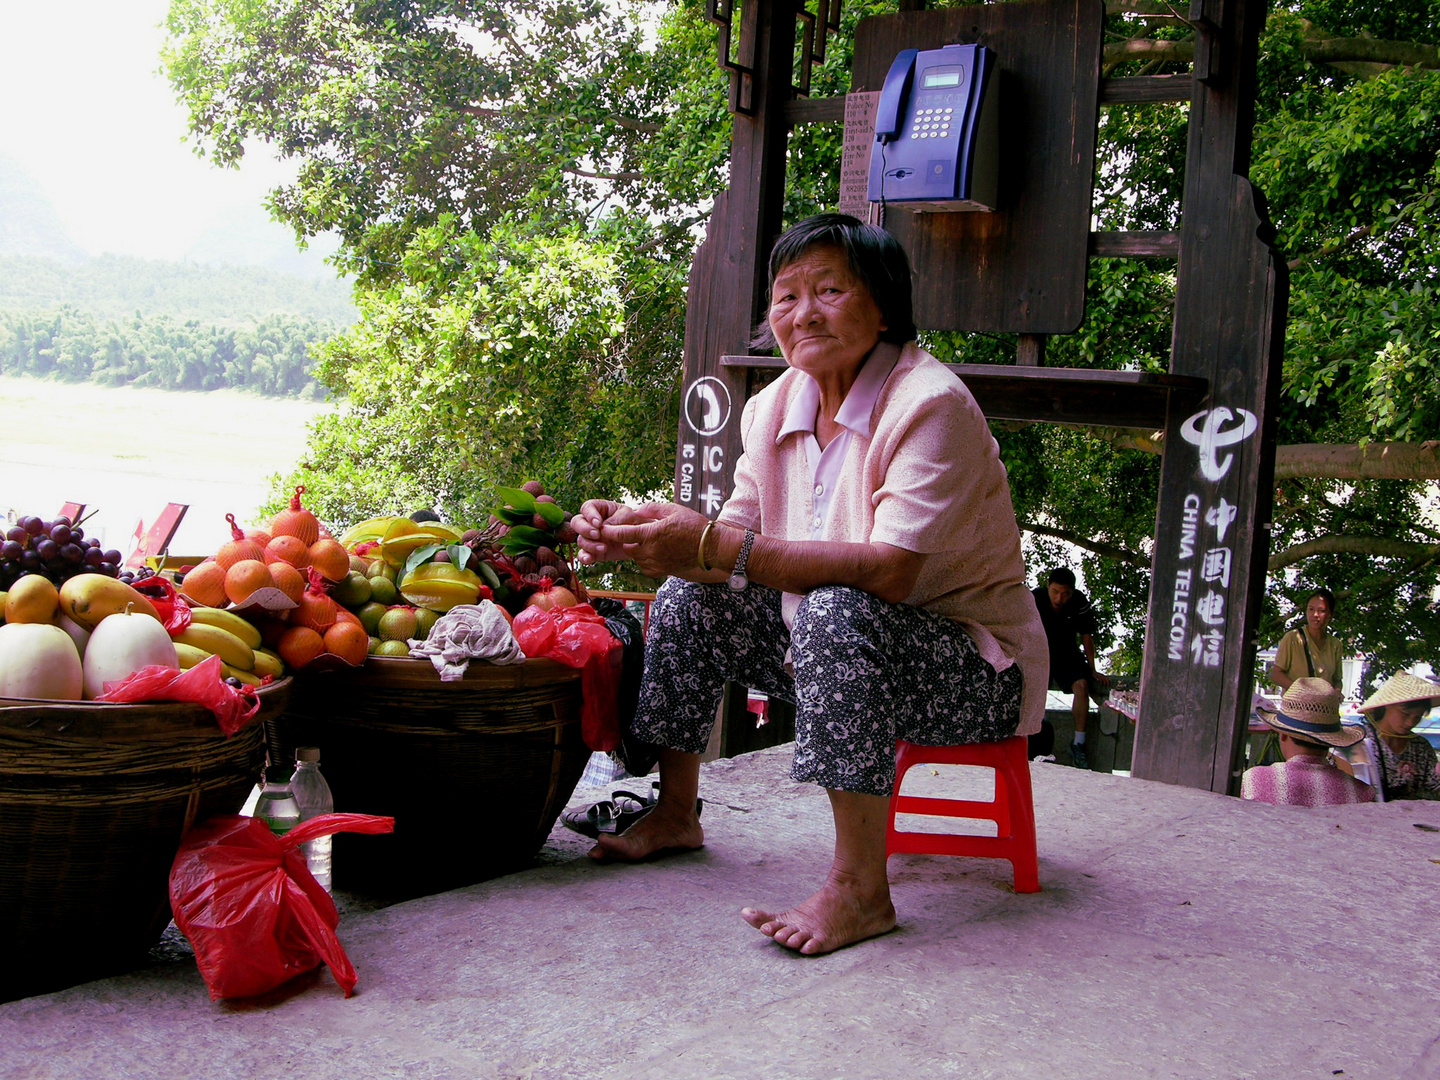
[741,871,897,955]
[589,802,703,862]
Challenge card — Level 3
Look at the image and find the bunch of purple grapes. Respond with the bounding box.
[0,515,125,590]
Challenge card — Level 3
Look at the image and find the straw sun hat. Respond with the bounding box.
[1360,671,1440,719]
[1263,676,1365,748]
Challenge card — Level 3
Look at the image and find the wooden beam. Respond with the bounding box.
[782,95,846,124]
[720,356,1206,429]
[1090,231,1181,258]
[1100,74,1192,104]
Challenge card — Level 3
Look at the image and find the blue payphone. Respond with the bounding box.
[867,43,999,212]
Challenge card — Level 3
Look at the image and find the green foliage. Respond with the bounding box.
[0,253,354,326]
[0,308,332,397]
[262,214,682,524]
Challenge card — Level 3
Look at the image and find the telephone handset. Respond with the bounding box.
[867,42,999,212]
[874,49,919,144]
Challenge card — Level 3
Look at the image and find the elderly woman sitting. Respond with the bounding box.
[574,213,1046,955]
[1356,671,1440,801]
[1240,677,1374,806]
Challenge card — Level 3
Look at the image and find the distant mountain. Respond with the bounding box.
[0,253,356,327]
[185,202,343,281]
[0,155,88,264]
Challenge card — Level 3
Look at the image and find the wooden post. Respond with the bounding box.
[1130,0,1287,793]
[673,0,797,755]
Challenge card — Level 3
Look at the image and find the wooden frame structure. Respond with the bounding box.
[675,0,1286,793]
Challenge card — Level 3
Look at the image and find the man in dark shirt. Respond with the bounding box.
[1032,568,1109,769]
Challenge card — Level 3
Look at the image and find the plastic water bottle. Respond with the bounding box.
[253,764,301,837]
[290,747,334,891]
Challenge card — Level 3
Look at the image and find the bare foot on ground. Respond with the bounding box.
[589,803,703,862]
[741,873,897,955]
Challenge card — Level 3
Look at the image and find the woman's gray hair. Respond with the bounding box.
[750,213,917,351]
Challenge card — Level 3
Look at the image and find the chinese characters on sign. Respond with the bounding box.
[679,376,732,516]
[1167,407,1255,667]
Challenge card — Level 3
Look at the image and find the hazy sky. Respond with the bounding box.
[0,0,294,261]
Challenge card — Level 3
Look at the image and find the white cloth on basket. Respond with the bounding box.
[408,603,524,680]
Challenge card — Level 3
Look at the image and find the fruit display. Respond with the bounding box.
[1,514,126,590]
[0,480,588,696]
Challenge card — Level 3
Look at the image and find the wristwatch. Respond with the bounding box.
[727,528,755,591]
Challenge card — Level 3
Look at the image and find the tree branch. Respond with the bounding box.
[1268,534,1440,571]
[457,104,663,134]
[1274,442,1440,481]
[565,166,647,182]
[1021,520,1150,569]
[1102,31,1440,72]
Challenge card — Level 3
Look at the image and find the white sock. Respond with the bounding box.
[1073,731,1086,745]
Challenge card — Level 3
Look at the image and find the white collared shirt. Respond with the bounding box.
[776,344,903,538]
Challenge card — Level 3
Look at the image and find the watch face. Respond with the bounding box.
[727,572,747,591]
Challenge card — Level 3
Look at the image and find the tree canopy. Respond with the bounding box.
[164,0,1440,689]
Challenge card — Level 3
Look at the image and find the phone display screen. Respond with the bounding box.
[922,67,962,88]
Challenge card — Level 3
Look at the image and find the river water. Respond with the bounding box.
[0,375,328,557]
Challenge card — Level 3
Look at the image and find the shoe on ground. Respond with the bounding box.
[1069,742,1090,770]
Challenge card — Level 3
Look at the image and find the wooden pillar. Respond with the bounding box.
[673,0,797,755]
[673,0,794,519]
[1130,0,1288,793]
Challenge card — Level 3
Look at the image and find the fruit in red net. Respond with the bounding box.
[307,538,350,583]
[216,514,266,570]
[323,621,370,666]
[269,561,306,604]
[377,606,419,642]
[224,560,275,605]
[265,534,310,569]
[277,625,325,669]
[271,485,320,547]
[291,569,339,633]
[180,561,228,608]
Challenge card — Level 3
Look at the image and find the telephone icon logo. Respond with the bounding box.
[684,377,731,437]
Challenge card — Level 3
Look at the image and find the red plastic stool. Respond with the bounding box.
[885,735,1040,893]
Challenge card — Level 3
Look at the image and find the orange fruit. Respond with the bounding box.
[224,559,275,605]
[307,538,350,583]
[323,620,370,666]
[180,561,228,608]
[5,575,60,624]
[333,606,362,628]
[265,534,310,569]
[277,625,325,670]
[268,561,306,604]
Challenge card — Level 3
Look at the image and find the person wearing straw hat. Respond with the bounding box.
[1240,677,1374,807]
[1356,671,1440,801]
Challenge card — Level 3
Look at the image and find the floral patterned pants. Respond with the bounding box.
[630,578,1023,796]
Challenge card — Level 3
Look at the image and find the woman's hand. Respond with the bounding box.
[596,502,711,578]
[573,499,632,566]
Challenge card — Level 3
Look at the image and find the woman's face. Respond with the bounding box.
[1380,700,1429,736]
[1305,595,1333,637]
[768,245,887,384]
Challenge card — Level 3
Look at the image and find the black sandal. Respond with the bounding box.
[559,783,702,839]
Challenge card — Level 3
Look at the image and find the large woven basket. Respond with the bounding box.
[269,656,587,899]
[0,679,287,1002]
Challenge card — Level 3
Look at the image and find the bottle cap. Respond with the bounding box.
[296,746,321,763]
[264,764,292,784]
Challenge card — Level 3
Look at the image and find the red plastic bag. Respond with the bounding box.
[131,574,192,635]
[169,813,395,1001]
[96,654,261,736]
[513,603,622,751]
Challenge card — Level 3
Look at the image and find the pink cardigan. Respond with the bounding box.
[717,342,1048,734]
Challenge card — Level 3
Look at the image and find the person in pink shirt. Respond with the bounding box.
[575,214,1047,955]
[1240,677,1374,806]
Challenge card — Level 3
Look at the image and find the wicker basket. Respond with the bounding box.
[0,679,287,1002]
[269,656,588,899]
